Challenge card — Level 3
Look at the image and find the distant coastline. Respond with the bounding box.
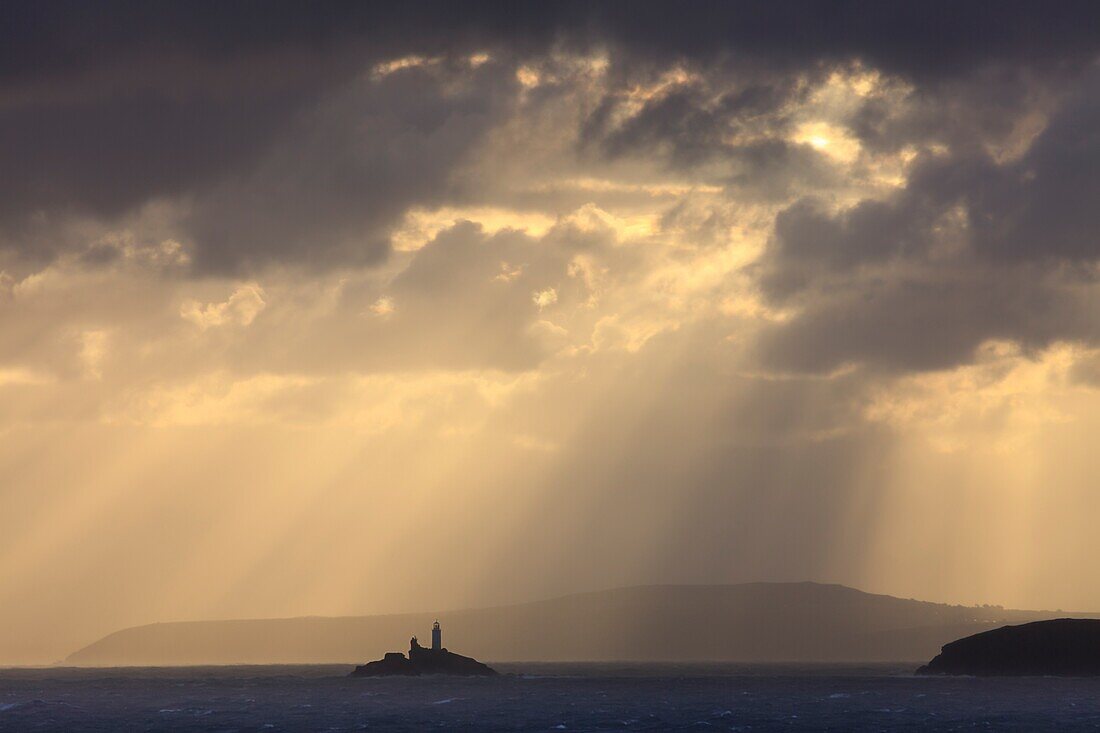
[62,583,1100,667]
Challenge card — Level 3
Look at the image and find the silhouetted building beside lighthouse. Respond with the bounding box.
[352,618,496,676]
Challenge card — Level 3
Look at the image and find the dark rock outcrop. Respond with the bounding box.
[916,618,1100,676]
[350,639,497,677]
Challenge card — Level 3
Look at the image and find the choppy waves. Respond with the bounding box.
[1,663,1099,731]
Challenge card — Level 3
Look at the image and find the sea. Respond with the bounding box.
[2,662,1099,731]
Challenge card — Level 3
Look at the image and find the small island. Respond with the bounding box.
[916,618,1100,676]
[350,621,497,677]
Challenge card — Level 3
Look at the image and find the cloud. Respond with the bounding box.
[532,287,558,310]
[368,296,396,317]
[0,367,52,387]
[753,72,1100,374]
[78,329,109,380]
[180,283,266,330]
[0,7,530,275]
[5,2,1100,275]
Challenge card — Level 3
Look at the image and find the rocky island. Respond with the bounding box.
[916,618,1100,676]
[350,621,497,677]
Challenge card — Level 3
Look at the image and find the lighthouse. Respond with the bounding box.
[431,620,442,650]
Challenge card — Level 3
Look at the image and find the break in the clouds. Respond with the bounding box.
[6,1,1100,664]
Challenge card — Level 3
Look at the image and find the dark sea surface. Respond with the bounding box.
[2,662,1100,731]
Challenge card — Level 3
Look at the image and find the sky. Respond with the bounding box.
[5,1,1100,664]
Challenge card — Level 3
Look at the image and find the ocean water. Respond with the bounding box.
[1,662,1099,731]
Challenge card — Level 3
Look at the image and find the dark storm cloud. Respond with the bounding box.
[846,64,1056,157]
[969,77,1100,263]
[586,1,1100,82]
[837,71,1100,264]
[11,1,1100,85]
[581,79,803,159]
[758,72,1100,373]
[0,56,518,274]
[0,2,546,273]
[758,154,977,302]
[766,93,1100,291]
[579,79,837,199]
[0,9,537,272]
[4,0,1100,274]
[0,83,309,219]
[588,87,736,167]
[181,61,518,274]
[758,268,1095,373]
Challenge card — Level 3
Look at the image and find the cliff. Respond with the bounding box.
[917,618,1100,676]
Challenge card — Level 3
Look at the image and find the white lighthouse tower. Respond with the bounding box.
[431,620,442,650]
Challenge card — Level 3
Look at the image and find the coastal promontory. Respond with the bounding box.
[916,618,1100,676]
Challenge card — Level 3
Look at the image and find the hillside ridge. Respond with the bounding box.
[67,582,1097,666]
